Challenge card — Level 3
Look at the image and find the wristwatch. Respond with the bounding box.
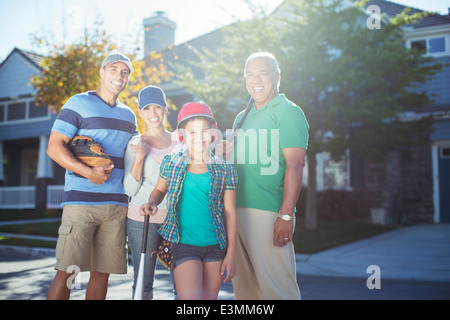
[277,213,294,221]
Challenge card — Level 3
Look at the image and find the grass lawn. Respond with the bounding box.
[0,209,61,248]
[0,209,394,253]
[293,218,394,253]
[0,236,57,248]
[0,209,62,221]
[0,221,60,237]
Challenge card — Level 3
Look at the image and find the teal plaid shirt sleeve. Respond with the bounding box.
[157,153,185,244]
[208,159,238,249]
[224,163,238,191]
[159,155,169,180]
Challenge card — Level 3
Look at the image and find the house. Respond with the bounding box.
[153,1,450,224]
[0,1,449,224]
[0,11,225,211]
[0,48,64,209]
[346,0,450,224]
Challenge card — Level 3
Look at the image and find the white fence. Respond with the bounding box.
[46,185,64,209]
[0,186,36,209]
[0,185,64,209]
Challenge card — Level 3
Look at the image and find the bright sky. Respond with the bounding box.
[0,0,448,61]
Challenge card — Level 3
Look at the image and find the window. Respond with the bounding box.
[316,151,351,191]
[7,102,26,121]
[440,147,450,159]
[0,99,49,125]
[29,103,48,118]
[410,36,448,56]
[21,148,38,186]
[429,37,446,54]
[323,158,349,188]
[411,40,427,54]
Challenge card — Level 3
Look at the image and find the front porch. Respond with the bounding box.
[0,185,64,209]
[0,135,65,211]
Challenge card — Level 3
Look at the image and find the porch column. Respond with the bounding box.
[36,135,53,209]
[0,141,4,186]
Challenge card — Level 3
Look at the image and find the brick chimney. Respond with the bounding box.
[143,11,176,56]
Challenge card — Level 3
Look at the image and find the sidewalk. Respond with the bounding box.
[296,223,450,282]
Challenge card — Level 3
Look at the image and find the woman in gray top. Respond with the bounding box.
[124,85,179,299]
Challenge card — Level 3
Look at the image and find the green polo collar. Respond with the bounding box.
[253,94,286,112]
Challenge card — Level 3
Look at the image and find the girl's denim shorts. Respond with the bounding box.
[172,243,226,268]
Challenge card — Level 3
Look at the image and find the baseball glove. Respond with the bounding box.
[152,239,173,271]
[68,136,114,174]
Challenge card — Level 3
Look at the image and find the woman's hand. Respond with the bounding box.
[130,138,151,158]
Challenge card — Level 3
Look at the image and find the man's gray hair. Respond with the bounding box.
[244,52,281,76]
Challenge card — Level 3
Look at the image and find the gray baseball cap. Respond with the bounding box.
[101,52,134,74]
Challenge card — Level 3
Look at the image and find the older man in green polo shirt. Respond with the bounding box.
[230,52,309,300]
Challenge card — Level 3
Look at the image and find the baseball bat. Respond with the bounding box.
[227,97,254,142]
[133,214,150,300]
[218,97,254,159]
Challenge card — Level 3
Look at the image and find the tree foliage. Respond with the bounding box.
[30,20,174,133]
[172,3,281,131]
[174,0,443,230]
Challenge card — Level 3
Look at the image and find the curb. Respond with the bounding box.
[0,244,56,258]
[0,232,57,241]
[0,218,61,226]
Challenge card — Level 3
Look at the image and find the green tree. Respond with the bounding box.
[172,2,280,131]
[30,20,174,133]
[174,0,443,230]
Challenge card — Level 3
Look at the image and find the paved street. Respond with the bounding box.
[1,247,449,300]
[0,245,232,300]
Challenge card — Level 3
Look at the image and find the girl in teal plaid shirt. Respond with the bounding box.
[140,102,238,300]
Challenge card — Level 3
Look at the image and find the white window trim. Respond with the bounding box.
[0,97,51,126]
[407,34,450,57]
[316,150,352,192]
[405,23,450,58]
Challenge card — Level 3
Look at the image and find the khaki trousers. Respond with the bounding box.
[55,204,128,274]
[232,207,301,300]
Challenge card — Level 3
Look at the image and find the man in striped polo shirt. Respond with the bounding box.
[46,52,138,300]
